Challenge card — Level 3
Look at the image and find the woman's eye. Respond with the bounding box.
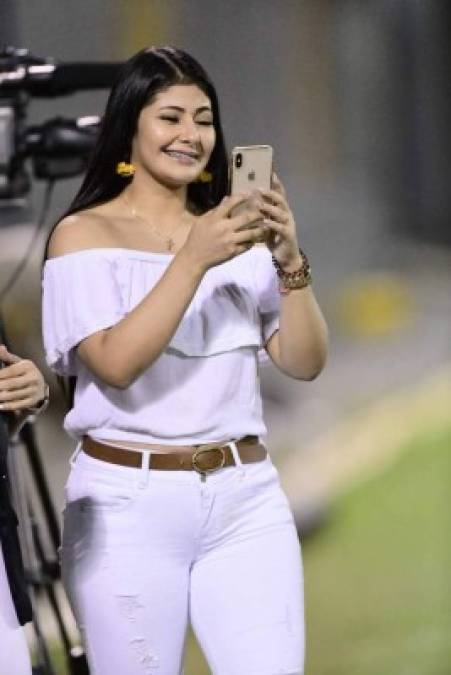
[197,120,213,127]
[160,116,179,123]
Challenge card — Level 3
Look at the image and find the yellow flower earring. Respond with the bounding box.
[197,170,213,183]
[116,161,135,177]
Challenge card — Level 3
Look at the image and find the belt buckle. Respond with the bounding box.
[192,443,226,476]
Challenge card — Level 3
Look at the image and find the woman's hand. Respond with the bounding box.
[258,173,302,270]
[181,194,266,272]
[0,345,47,412]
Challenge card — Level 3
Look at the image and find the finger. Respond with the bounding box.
[261,218,287,236]
[217,193,251,218]
[258,188,287,209]
[233,225,267,245]
[271,171,286,196]
[0,383,43,402]
[0,373,29,389]
[230,208,263,231]
[0,366,36,391]
[0,396,37,412]
[259,202,289,223]
[0,359,40,381]
[0,362,26,379]
[0,345,21,366]
[0,385,35,403]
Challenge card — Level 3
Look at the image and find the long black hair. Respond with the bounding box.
[45,47,229,405]
[47,46,228,249]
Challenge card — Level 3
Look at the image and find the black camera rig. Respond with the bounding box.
[0,45,121,199]
[0,46,123,674]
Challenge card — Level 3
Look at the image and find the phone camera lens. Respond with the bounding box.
[235,153,242,168]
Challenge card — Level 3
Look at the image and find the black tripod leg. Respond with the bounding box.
[26,472,90,675]
[20,423,61,554]
[29,505,92,673]
[30,508,71,652]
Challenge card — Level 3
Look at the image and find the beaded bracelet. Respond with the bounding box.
[272,248,312,294]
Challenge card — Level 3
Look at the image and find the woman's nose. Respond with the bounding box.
[178,117,200,142]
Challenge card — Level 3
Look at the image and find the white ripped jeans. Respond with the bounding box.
[61,444,305,675]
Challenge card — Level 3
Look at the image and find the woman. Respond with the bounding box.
[0,343,49,675]
[42,46,327,675]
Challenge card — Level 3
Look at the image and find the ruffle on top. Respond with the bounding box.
[42,246,280,376]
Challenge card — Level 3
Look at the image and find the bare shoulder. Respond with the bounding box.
[47,208,114,258]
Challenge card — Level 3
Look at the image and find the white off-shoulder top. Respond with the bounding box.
[42,246,281,444]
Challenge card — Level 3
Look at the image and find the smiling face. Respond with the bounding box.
[130,83,216,188]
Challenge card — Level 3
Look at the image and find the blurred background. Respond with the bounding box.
[1,1,450,674]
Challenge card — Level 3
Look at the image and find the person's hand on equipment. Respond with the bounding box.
[0,345,49,414]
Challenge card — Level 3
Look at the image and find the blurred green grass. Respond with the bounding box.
[49,423,451,674]
[304,423,451,675]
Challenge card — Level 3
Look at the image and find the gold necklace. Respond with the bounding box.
[124,195,189,252]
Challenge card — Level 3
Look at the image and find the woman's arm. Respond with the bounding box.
[0,346,49,436]
[48,196,266,389]
[70,240,206,389]
[259,174,328,380]
[265,281,328,380]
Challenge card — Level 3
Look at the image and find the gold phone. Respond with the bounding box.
[229,145,273,239]
[229,144,273,198]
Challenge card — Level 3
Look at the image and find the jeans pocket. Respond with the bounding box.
[67,458,139,514]
[241,456,279,490]
[79,474,138,514]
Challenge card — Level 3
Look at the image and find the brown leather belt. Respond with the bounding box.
[82,435,267,476]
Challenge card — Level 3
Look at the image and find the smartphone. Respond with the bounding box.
[229,145,273,239]
[229,145,273,196]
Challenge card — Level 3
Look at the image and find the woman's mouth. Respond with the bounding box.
[164,149,200,165]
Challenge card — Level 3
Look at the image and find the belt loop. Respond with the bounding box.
[69,443,82,468]
[227,441,245,475]
[138,450,151,489]
[141,450,151,470]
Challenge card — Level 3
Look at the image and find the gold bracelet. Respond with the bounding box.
[272,248,312,294]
